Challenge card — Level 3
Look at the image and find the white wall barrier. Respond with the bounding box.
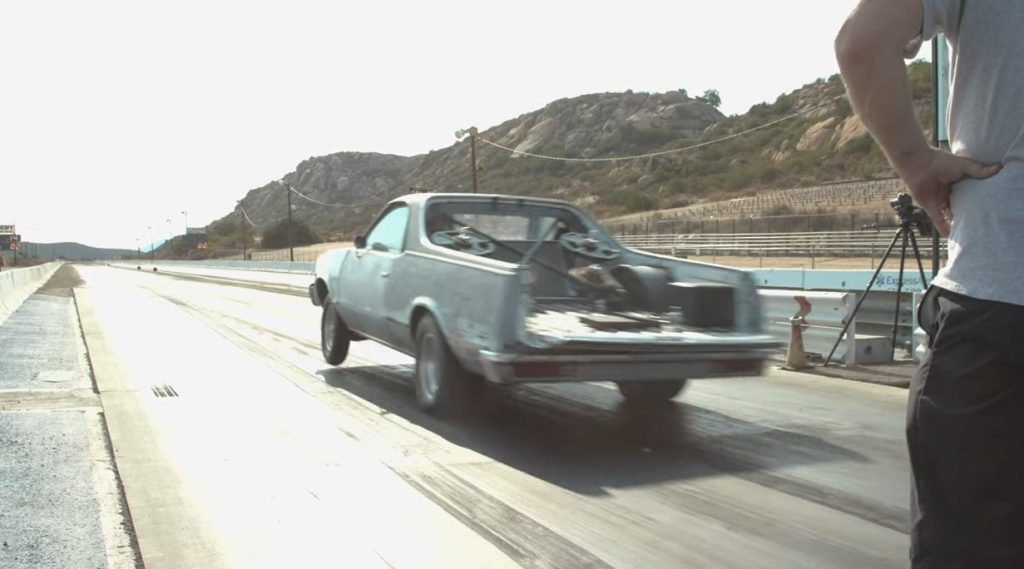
[758,289,892,365]
[124,260,314,274]
[114,258,917,366]
[0,262,62,326]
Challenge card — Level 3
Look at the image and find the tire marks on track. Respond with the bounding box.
[144,275,907,566]
[155,291,613,569]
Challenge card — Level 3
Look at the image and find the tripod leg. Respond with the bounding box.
[891,230,909,361]
[825,229,903,366]
[908,230,930,288]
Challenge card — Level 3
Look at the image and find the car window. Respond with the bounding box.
[365,205,409,252]
[425,205,581,241]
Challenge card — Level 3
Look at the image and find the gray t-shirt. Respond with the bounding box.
[914,0,1024,306]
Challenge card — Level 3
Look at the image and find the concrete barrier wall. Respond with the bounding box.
[0,262,62,326]
[123,260,314,274]
[125,259,924,362]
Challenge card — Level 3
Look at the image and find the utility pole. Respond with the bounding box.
[181,210,188,235]
[286,183,294,262]
[455,126,479,193]
[241,214,247,260]
[469,127,478,194]
[148,225,154,262]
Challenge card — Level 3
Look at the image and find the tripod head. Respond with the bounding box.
[889,192,935,238]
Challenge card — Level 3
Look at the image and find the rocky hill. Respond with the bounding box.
[208,62,932,244]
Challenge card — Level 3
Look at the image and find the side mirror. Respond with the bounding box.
[354,235,367,249]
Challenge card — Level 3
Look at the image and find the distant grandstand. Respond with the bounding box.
[606,178,905,225]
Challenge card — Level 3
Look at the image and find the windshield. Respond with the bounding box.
[424,200,592,243]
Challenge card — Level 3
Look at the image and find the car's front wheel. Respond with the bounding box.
[616,380,686,405]
[321,305,351,365]
[414,315,477,415]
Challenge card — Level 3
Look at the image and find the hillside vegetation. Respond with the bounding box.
[208,62,933,246]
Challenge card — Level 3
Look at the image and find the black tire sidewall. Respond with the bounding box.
[414,315,463,413]
[321,305,350,365]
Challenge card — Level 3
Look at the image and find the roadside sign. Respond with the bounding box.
[0,234,20,251]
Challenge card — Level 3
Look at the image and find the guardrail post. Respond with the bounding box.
[845,293,857,365]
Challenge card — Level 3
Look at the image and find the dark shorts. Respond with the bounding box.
[908,286,1024,568]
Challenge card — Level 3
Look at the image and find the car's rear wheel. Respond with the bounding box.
[414,315,476,415]
[616,379,687,405]
[321,305,350,365]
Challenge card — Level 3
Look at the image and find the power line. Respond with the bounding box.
[477,95,847,163]
[287,185,385,209]
[240,207,261,227]
[234,185,387,234]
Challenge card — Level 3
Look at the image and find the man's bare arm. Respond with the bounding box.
[835,0,1000,236]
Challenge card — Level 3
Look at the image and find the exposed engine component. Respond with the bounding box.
[610,265,671,312]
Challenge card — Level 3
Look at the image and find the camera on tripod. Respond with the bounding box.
[826,191,934,366]
[889,192,935,238]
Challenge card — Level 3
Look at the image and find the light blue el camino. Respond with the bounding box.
[310,193,777,415]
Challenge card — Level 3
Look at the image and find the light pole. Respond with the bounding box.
[283,181,294,262]
[147,225,154,261]
[165,218,172,258]
[238,202,247,260]
[181,210,188,235]
[455,126,479,194]
[136,238,140,259]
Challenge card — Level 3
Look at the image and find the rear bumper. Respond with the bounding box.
[477,348,775,385]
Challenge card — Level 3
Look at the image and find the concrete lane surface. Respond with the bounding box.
[0,265,138,569]
[31,263,914,567]
[77,265,517,569]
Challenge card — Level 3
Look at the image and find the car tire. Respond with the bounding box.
[414,315,475,415]
[616,380,687,405]
[321,305,351,366]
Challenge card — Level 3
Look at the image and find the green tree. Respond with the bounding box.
[702,89,722,108]
[261,219,321,249]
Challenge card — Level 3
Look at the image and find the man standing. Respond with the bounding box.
[836,1,1023,567]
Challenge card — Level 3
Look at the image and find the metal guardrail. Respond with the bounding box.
[617,231,947,259]
[217,250,323,262]
[759,290,862,364]
[759,288,918,364]
[124,260,315,274]
[125,258,924,364]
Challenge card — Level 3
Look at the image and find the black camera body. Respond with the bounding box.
[890,192,934,238]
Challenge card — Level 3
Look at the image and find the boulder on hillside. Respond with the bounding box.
[796,117,837,151]
[833,115,870,149]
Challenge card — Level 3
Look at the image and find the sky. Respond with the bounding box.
[1,0,903,250]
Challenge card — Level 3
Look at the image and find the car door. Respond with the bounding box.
[337,204,409,342]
